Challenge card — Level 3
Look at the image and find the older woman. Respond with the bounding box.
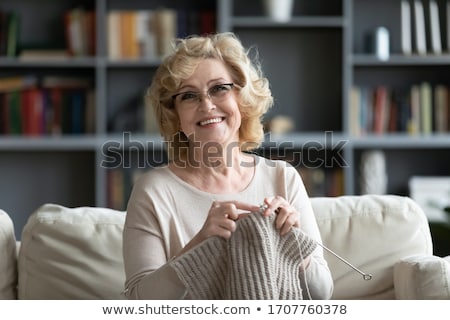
[122,32,333,299]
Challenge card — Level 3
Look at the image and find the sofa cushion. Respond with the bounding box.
[18,204,126,299]
[393,255,450,299]
[311,195,432,300]
[0,209,17,299]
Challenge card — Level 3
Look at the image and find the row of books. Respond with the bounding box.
[0,7,95,60]
[0,75,95,136]
[298,167,344,198]
[107,8,215,60]
[63,8,96,57]
[107,167,147,211]
[349,83,450,136]
[401,0,450,55]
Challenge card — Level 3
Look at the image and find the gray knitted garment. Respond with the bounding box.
[170,213,317,299]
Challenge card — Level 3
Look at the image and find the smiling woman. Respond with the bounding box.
[122,32,334,300]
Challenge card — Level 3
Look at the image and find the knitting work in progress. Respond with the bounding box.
[170,212,317,299]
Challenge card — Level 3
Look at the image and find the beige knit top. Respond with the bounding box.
[123,155,334,299]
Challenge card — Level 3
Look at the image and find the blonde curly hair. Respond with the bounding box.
[146,32,273,161]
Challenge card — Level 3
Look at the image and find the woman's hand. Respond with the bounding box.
[199,201,260,240]
[261,196,300,236]
[180,201,259,255]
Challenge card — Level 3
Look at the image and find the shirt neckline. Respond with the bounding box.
[165,153,260,199]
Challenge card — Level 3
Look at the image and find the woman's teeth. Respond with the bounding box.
[199,117,222,126]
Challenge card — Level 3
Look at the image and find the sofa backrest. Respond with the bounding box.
[0,209,17,299]
[311,194,432,299]
[13,195,432,300]
[18,204,126,300]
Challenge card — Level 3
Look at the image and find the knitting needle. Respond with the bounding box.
[258,204,373,281]
[311,238,373,281]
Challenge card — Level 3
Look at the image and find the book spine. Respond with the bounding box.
[429,0,442,54]
[413,0,427,55]
[401,0,412,55]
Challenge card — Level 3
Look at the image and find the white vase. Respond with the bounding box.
[359,150,388,195]
[263,0,294,22]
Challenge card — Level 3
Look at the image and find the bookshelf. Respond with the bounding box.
[2,0,450,238]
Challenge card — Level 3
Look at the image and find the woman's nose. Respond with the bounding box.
[197,96,216,112]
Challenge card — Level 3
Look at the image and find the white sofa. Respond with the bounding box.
[1,194,449,300]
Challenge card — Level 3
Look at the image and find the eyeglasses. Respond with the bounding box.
[171,83,234,108]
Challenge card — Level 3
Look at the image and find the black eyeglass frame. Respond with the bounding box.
[171,83,235,101]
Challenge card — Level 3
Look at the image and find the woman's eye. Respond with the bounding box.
[180,92,198,101]
[210,85,230,96]
[212,85,228,93]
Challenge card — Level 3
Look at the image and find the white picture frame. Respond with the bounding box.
[409,176,450,222]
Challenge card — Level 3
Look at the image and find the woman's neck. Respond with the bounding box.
[169,147,255,194]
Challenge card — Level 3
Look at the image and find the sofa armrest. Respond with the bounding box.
[0,209,17,299]
[393,254,450,299]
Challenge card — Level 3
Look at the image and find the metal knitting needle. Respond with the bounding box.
[258,204,373,281]
[312,238,373,281]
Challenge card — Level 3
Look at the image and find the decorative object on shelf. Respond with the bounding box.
[374,26,389,61]
[266,115,295,134]
[409,176,450,223]
[410,175,450,257]
[359,150,387,195]
[263,0,294,22]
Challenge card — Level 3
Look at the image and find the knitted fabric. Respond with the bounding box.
[169,213,317,299]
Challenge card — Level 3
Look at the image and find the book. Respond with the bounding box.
[360,86,373,134]
[349,86,361,136]
[447,0,450,52]
[372,86,389,134]
[65,8,87,56]
[21,88,45,136]
[41,76,91,89]
[420,81,433,134]
[434,84,448,132]
[401,0,413,55]
[64,8,96,57]
[108,10,158,60]
[120,11,139,59]
[200,10,216,35]
[7,90,22,134]
[153,9,177,57]
[413,0,427,55]
[107,11,121,59]
[0,10,7,56]
[136,10,157,59]
[6,12,19,57]
[429,0,442,54]
[0,75,37,93]
[18,49,70,61]
[409,85,421,134]
[84,89,96,134]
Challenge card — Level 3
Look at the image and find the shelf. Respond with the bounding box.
[351,54,450,66]
[106,58,162,68]
[350,134,450,149]
[232,16,345,28]
[0,136,99,150]
[0,57,98,68]
[263,132,348,148]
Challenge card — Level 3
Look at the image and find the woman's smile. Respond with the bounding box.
[198,117,225,127]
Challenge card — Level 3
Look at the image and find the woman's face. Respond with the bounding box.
[174,58,241,149]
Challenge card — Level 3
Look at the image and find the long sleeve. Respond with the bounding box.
[282,164,334,299]
[122,169,191,299]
